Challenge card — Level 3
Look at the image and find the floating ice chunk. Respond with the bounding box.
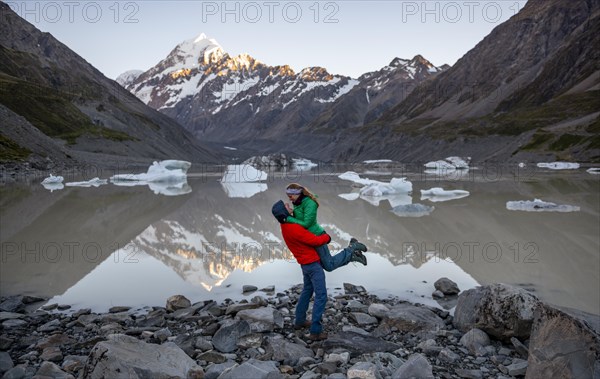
[41,174,64,184]
[339,171,412,195]
[361,193,412,207]
[390,203,435,217]
[359,177,413,197]
[518,162,526,168]
[221,164,267,183]
[421,187,470,202]
[425,157,470,171]
[111,160,190,183]
[221,182,268,198]
[536,162,580,170]
[65,177,108,187]
[424,168,471,180]
[586,168,600,175]
[41,182,64,192]
[445,157,470,169]
[224,146,238,150]
[424,160,455,170]
[338,192,360,201]
[506,199,580,212]
[148,181,192,196]
[292,158,318,171]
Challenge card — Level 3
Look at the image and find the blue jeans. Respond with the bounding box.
[295,261,327,334]
[316,244,353,272]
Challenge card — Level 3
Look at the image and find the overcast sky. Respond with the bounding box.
[6,0,528,79]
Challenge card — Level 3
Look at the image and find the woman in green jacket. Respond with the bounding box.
[284,183,368,270]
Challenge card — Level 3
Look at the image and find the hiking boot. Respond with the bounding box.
[350,251,368,266]
[293,321,311,330]
[308,332,328,341]
[349,238,367,253]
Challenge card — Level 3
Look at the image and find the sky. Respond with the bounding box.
[6,0,528,79]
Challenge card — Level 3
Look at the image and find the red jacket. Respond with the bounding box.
[280,223,330,265]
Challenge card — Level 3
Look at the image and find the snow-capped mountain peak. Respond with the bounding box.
[115,69,143,87]
[173,33,225,67]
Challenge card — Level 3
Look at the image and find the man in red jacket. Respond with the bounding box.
[272,200,330,340]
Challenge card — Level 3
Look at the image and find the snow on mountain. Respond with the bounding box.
[115,69,144,88]
[120,33,444,146]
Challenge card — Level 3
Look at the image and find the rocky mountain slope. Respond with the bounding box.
[122,34,445,147]
[0,2,221,170]
[328,0,600,163]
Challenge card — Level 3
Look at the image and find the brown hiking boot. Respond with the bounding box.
[308,332,328,341]
[293,321,311,330]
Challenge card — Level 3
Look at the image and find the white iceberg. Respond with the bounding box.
[221,182,268,198]
[361,193,412,207]
[338,192,360,201]
[148,181,192,196]
[41,182,64,192]
[506,199,580,212]
[338,171,413,195]
[292,158,318,171]
[536,162,580,170]
[421,187,470,202]
[425,156,470,170]
[390,203,435,217]
[111,160,190,182]
[65,177,108,188]
[518,162,526,168]
[586,168,600,175]
[41,174,64,184]
[221,164,267,183]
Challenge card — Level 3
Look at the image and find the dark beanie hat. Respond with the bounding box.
[272,200,290,224]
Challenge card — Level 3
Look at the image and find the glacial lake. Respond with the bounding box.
[1,164,598,316]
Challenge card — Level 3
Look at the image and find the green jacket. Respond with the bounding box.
[286,196,325,235]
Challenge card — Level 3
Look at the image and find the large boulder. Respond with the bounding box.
[212,320,251,353]
[165,295,191,312]
[434,277,460,295]
[81,334,202,379]
[217,359,280,379]
[323,331,400,357]
[382,303,445,332]
[392,353,433,379]
[264,335,314,366]
[236,307,283,332]
[453,284,540,341]
[526,304,600,379]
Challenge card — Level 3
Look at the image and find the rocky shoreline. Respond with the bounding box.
[1,281,598,379]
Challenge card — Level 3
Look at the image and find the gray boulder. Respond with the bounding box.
[323,331,400,357]
[217,359,280,379]
[453,284,540,340]
[0,351,14,375]
[526,304,600,379]
[368,303,390,319]
[434,277,460,295]
[264,335,314,366]
[392,353,433,379]
[383,303,445,332]
[166,295,191,312]
[236,307,283,332]
[205,361,236,379]
[81,334,202,379]
[34,361,75,379]
[347,361,381,379]
[459,328,491,356]
[213,320,251,353]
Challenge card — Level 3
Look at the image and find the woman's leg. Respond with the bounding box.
[316,244,353,272]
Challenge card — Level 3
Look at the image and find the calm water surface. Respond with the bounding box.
[1,165,598,315]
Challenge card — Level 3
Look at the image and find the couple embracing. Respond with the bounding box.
[272,183,368,341]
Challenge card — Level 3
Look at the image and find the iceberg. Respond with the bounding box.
[536,162,580,170]
[338,192,360,201]
[338,171,413,195]
[506,199,580,212]
[390,203,435,217]
[292,158,318,171]
[586,168,600,175]
[421,187,470,202]
[363,159,393,164]
[221,164,267,183]
[425,156,470,170]
[361,193,412,207]
[148,181,192,196]
[111,160,190,182]
[41,174,64,184]
[41,182,64,192]
[65,177,108,188]
[220,182,268,198]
